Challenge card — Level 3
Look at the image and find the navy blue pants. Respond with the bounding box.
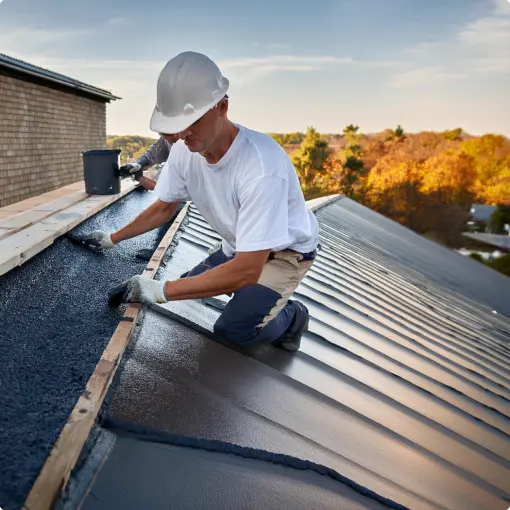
[182,248,314,346]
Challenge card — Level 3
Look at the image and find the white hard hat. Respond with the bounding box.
[150,51,229,134]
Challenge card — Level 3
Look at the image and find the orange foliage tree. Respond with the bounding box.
[287,126,509,247]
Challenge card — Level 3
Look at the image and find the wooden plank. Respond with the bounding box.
[0,192,89,241]
[0,181,138,277]
[0,182,83,215]
[23,202,191,510]
[0,210,15,219]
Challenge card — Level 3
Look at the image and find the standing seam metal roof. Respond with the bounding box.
[79,197,510,510]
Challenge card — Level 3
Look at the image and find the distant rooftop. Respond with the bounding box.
[470,204,497,223]
[0,53,120,102]
[464,232,510,252]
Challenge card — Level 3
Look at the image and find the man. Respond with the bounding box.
[118,134,179,190]
[85,51,319,352]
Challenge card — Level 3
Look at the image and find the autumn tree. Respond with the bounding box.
[460,135,510,205]
[365,159,423,229]
[384,125,405,141]
[107,135,157,162]
[442,128,463,141]
[311,125,368,200]
[420,150,476,205]
[269,132,303,147]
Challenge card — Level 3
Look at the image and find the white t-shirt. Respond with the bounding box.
[155,124,319,257]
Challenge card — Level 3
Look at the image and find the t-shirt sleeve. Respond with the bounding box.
[154,152,191,203]
[235,176,290,252]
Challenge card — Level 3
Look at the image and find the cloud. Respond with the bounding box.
[393,0,510,85]
[457,16,510,48]
[251,42,293,51]
[215,54,402,82]
[389,66,465,88]
[404,41,445,55]
[215,54,354,82]
[108,17,132,26]
[219,54,354,69]
[491,0,510,16]
[0,27,89,54]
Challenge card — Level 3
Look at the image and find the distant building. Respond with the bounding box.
[468,203,497,230]
[0,54,119,207]
[463,232,510,253]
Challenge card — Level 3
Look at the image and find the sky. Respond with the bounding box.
[0,0,509,137]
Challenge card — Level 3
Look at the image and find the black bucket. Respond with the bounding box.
[82,149,121,195]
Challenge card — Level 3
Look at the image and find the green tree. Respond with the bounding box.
[442,128,463,141]
[469,252,484,263]
[292,127,330,198]
[341,124,366,198]
[490,206,510,234]
[312,125,367,200]
[487,254,510,277]
[394,125,405,137]
[343,124,359,137]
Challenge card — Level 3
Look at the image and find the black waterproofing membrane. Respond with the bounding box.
[0,188,174,510]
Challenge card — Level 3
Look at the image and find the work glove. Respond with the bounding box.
[119,163,143,181]
[108,275,168,307]
[82,230,115,250]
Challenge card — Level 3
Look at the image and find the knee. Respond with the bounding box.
[213,316,255,346]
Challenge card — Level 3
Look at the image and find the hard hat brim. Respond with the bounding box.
[149,99,217,135]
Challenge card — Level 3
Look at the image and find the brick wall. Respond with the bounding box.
[0,73,107,207]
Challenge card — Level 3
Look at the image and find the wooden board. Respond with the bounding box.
[0,191,89,241]
[23,202,190,510]
[0,182,85,217]
[0,180,138,277]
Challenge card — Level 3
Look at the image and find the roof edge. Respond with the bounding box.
[0,53,120,102]
[307,194,342,213]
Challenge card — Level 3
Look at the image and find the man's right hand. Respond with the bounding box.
[119,163,143,180]
[82,230,116,250]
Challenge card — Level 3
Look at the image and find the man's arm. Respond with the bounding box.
[119,137,173,182]
[137,175,157,190]
[136,137,172,168]
[163,250,271,300]
[111,199,180,244]
[108,249,271,306]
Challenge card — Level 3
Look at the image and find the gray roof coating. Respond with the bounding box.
[72,198,510,510]
[81,434,393,510]
[0,53,119,101]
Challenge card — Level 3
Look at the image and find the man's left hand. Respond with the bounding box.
[119,163,143,181]
[108,275,168,307]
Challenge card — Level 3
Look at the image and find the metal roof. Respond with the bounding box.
[470,204,497,223]
[72,198,510,510]
[464,232,510,252]
[0,53,120,101]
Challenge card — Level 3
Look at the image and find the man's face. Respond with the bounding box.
[177,98,228,153]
